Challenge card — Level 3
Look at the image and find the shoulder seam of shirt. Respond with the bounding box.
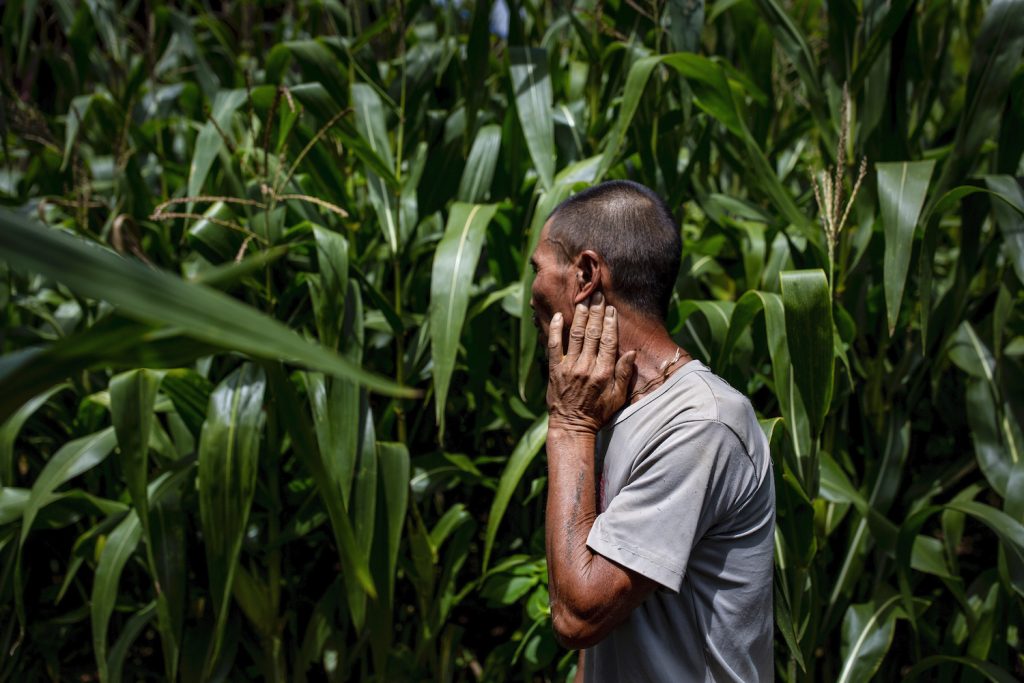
[693,371,721,422]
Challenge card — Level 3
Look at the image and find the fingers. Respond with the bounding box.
[613,349,638,398]
[565,301,589,360]
[578,293,606,365]
[594,305,618,374]
[547,312,564,368]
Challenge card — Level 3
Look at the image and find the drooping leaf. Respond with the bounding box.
[0,209,415,397]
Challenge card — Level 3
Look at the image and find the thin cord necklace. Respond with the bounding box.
[628,347,687,402]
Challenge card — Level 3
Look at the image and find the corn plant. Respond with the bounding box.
[0,1,1022,681]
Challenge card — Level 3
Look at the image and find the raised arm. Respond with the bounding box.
[544,295,657,649]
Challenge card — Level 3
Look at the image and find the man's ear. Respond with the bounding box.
[572,250,604,305]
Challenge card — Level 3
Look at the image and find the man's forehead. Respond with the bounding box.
[531,219,555,256]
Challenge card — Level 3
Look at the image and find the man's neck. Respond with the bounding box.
[615,310,691,402]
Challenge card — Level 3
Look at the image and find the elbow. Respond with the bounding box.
[550,600,607,650]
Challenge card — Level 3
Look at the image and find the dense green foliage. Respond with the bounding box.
[1,0,1023,680]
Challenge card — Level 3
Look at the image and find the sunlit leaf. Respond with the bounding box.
[429,202,499,436]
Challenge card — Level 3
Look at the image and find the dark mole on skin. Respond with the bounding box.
[565,469,586,562]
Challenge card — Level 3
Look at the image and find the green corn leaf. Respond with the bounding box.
[984,175,1024,285]
[430,202,499,437]
[377,441,409,608]
[596,56,661,182]
[595,52,813,237]
[933,0,1024,196]
[148,469,187,681]
[281,39,348,98]
[902,655,1019,683]
[352,83,400,253]
[61,94,95,171]
[264,363,376,606]
[661,53,745,137]
[898,499,1024,642]
[666,0,704,53]
[367,441,410,677]
[0,317,216,424]
[92,468,189,683]
[310,225,349,352]
[0,384,67,487]
[829,414,910,608]
[848,0,915,92]
[773,581,806,672]
[878,159,935,336]
[188,89,247,203]
[780,269,833,439]
[837,596,902,683]
[19,427,117,547]
[949,321,1024,497]
[304,372,358,510]
[0,209,415,398]
[347,398,377,630]
[720,290,810,461]
[458,124,502,203]
[92,510,142,683]
[676,299,734,367]
[510,47,555,191]
[288,83,399,188]
[749,0,827,130]
[160,369,214,440]
[482,414,548,573]
[109,370,162,530]
[197,363,266,674]
[109,368,182,678]
[107,601,156,683]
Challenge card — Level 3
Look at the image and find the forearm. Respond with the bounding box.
[545,427,600,637]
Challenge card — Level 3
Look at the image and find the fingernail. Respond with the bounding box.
[606,306,615,319]
[577,302,588,312]
[553,312,562,323]
[593,292,604,305]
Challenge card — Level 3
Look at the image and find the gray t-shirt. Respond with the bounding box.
[584,359,775,683]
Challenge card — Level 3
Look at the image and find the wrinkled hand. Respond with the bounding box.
[546,293,637,435]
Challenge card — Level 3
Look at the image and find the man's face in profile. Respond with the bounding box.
[529,220,576,354]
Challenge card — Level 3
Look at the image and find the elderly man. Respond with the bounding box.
[529,180,775,681]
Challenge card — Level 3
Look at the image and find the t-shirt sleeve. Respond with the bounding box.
[586,419,739,593]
